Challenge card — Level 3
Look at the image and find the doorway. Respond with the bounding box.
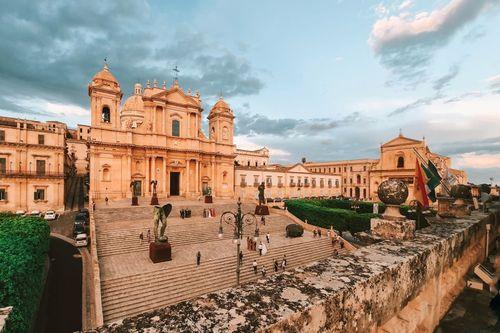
[355,187,360,199]
[170,172,180,196]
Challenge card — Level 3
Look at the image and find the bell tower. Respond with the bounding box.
[88,62,123,128]
[208,97,234,145]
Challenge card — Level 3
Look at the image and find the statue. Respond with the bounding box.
[150,180,159,205]
[257,182,266,206]
[153,204,172,242]
[130,181,139,206]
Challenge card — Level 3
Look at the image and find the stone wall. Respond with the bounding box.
[93,210,499,333]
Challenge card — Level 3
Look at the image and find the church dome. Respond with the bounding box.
[208,97,233,119]
[92,64,118,83]
[120,83,145,129]
[89,63,121,93]
[213,98,230,110]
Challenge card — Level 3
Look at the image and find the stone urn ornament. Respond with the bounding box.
[378,179,408,221]
[449,184,471,217]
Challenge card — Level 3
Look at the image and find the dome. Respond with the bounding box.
[122,94,144,114]
[89,63,121,94]
[92,63,118,83]
[213,97,230,110]
[208,97,233,119]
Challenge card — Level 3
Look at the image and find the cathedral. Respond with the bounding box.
[88,63,236,201]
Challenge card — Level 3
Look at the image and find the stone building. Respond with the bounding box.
[235,163,341,200]
[66,129,89,176]
[87,64,236,201]
[0,116,66,212]
[235,147,269,167]
[305,134,467,202]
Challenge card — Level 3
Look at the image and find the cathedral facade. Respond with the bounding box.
[88,64,236,201]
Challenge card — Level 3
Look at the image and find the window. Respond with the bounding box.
[38,134,44,145]
[350,178,352,184]
[335,179,339,188]
[102,167,110,181]
[0,158,5,174]
[266,176,272,186]
[255,161,258,167]
[102,106,111,123]
[0,189,6,201]
[36,160,46,175]
[397,156,405,168]
[350,166,353,171]
[0,130,4,142]
[333,167,336,173]
[240,175,246,186]
[344,167,346,172]
[363,166,367,171]
[172,119,180,137]
[363,178,366,184]
[247,161,250,166]
[349,188,353,197]
[34,189,45,201]
[363,188,367,198]
[253,175,259,185]
[357,174,361,184]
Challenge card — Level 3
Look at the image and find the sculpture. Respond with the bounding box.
[257,182,266,206]
[153,204,172,242]
[130,181,139,206]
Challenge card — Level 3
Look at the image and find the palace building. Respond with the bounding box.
[305,134,467,202]
[87,64,236,201]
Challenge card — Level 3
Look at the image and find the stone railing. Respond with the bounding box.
[92,208,500,332]
[89,210,104,327]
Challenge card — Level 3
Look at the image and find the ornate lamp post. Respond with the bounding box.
[218,198,258,285]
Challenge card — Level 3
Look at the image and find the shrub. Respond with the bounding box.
[285,200,376,233]
[286,224,304,237]
[0,216,50,333]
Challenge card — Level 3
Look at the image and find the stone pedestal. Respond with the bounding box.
[255,205,270,216]
[450,201,471,218]
[150,193,159,206]
[437,197,454,218]
[371,217,415,241]
[204,195,213,203]
[131,196,139,206]
[149,242,172,263]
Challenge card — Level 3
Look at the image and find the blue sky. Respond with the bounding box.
[0,0,499,183]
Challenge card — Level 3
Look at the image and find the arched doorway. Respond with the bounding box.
[355,187,360,198]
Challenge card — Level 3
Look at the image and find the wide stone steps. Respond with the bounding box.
[96,216,291,257]
[101,238,339,323]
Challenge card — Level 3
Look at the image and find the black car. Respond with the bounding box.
[80,208,89,219]
[73,221,86,236]
[75,212,89,225]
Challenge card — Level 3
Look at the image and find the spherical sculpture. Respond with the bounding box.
[378,179,409,205]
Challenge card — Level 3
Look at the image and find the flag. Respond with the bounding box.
[414,160,430,208]
[420,162,441,202]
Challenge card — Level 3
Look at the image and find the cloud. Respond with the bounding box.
[454,152,500,169]
[485,74,500,89]
[399,1,413,11]
[370,0,499,84]
[435,136,500,156]
[388,93,443,116]
[0,0,264,121]
[234,111,364,137]
[432,64,460,91]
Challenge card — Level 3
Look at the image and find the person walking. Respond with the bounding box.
[282,255,287,271]
[239,250,244,264]
[92,201,96,211]
[105,196,109,205]
[139,232,144,244]
[261,266,267,277]
[261,216,266,226]
[258,242,263,256]
[339,239,344,249]
[196,251,201,266]
[274,259,279,272]
[318,229,322,237]
[253,260,258,274]
[147,229,151,242]
[266,232,270,244]
[313,229,317,237]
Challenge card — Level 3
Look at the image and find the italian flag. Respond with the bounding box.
[414,160,430,208]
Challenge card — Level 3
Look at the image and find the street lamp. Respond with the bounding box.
[218,197,258,285]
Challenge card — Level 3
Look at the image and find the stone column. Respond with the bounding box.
[162,156,166,195]
[195,159,200,195]
[126,154,132,198]
[153,107,157,132]
[211,156,216,197]
[186,159,190,197]
[145,156,150,196]
[162,109,166,134]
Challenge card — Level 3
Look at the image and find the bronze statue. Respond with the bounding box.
[258,182,266,206]
[153,204,172,242]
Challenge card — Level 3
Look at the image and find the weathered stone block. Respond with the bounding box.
[255,205,270,216]
[149,242,172,263]
[370,217,415,240]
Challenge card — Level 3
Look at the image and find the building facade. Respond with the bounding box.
[235,163,341,200]
[0,117,66,212]
[305,134,467,202]
[235,148,269,167]
[88,64,236,201]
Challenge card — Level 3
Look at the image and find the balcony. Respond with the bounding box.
[253,182,259,187]
[311,183,316,188]
[289,182,296,187]
[266,183,273,188]
[278,182,284,188]
[304,183,310,188]
[240,182,247,188]
[0,170,65,178]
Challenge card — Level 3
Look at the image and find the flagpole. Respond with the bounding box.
[412,148,451,195]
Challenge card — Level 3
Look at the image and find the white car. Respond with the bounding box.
[29,210,41,217]
[15,210,26,216]
[75,233,88,247]
[44,211,57,221]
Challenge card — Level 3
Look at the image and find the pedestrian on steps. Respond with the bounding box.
[139,232,144,244]
[239,250,244,264]
[92,201,96,211]
[105,196,109,205]
[274,259,279,272]
[258,242,263,256]
[261,216,266,226]
[266,232,270,243]
[147,229,151,243]
[196,251,201,266]
[313,229,317,237]
[261,266,267,277]
[339,239,344,249]
[282,255,287,271]
[253,260,258,274]
[318,229,322,237]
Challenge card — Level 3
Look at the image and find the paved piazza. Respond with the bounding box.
[93,199,344,323]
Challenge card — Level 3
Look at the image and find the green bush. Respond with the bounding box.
[285,224,304,237]
[285,200,377,233]
[0,216,50,333]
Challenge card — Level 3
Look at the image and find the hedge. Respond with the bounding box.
[285,224,304,237]
[285,200,377,234]
[0,215,50,333]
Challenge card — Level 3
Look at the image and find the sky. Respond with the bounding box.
[0,0,499,184]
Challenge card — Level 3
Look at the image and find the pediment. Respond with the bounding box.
[287,164,311,173]
[382,135,422,148]
[152,88,200,107]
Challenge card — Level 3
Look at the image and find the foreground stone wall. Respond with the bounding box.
[94,211,499,333]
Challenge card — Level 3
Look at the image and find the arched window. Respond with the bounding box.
[357,174,361,184]
[102,167,110,181]
[102,106,110,123]
[172,119,180,137]
[397,156,405,168]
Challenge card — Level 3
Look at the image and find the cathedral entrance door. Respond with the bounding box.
[170,172,180,196]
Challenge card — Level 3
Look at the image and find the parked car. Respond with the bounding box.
[29,210,41,217]
[75,233,88,247]
[75,212,89,226]
[44,210,57,221]
[73,221,86,236]
[15,210,26,216]
[80,208,89,219]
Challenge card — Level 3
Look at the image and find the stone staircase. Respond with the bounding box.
[101,237,344,323]
[96,215,291,257]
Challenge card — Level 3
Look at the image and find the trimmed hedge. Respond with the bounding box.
[286,224,304,237]
[285,200,377,234]
[0,215,50,333]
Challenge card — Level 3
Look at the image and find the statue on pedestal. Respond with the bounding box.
[150,203,173,263]
[130,181,139,206]
[255,182,269,215]
[150,180,159,205]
